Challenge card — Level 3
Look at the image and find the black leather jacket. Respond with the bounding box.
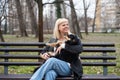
[42,36,83,80]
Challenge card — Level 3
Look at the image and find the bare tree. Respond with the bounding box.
[83,0,90,35]
[0,0,8,42]
[8,0,15,35]
[34,0,43,42]
[69,0,82,38]
[45,14,50,33]
[55,0,63,18]
[115,0,120,28]
[0,21,4,42]
[26,0,39,37]
[14,0,28,37]
[62,2,67,18]
[92,0,99,33]
[115,0,120,9]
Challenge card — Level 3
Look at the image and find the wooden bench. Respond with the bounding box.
[0,42,120,80]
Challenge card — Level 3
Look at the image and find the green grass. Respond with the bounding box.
[0,33,120,75]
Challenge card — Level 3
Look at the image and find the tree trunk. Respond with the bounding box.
[62,2,67,18]
[45,14,50,34]
[70,3,76,34]
[55,0,62,18]
[8,0,14,35]
[37,0,43,42]
[0,20,5,42]
[92,0,99,33]
[15,0,28,37]
[26,0,39,37]
[3,19,7,34]
[69,0,82,39]
[83,0,88,35]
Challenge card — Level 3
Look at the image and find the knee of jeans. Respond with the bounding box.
[47,70,57,76]
[46,58,57,63]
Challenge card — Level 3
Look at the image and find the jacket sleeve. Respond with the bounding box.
[41,38,56,54]
[64,38,83,54]
[41,46,51,54]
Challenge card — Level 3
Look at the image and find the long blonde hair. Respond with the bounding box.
[53,18,68,39]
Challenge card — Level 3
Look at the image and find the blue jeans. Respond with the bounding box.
[30,58,72,80]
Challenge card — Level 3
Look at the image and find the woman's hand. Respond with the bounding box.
[55,46,62,54]
[55,43,65,54]
[40,53,50,60]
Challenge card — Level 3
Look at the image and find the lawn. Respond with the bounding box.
[0,33,120,75]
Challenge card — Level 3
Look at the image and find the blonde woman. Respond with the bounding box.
[30,18,83,80]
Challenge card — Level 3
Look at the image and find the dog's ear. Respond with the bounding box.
[68,34,74,39]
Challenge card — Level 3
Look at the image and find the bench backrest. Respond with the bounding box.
[0,42,116,75]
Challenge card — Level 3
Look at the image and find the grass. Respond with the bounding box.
[0,33,120,75]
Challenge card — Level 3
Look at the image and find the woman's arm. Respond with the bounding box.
[40,38,57,60]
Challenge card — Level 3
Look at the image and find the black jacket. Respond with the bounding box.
[42,36,83,79]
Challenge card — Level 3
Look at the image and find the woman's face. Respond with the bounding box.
[58,21,70,35]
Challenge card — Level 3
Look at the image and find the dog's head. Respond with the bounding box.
[65,34,79,45]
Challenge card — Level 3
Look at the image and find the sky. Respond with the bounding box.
[43,0,96,18]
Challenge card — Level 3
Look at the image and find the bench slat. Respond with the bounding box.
[0,47,116,52]
[0,62,43,65]
[0,42,115,47]
[81,56,116,59]
[0,42,45,46]
[0,55,116,59]
[82,62,116,66]
[83,48,116,52]
[82,42,115,47]
[0,48,43,52]
[0,62,116,66]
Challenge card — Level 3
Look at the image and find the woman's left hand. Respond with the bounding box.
[55,46,62,54]
[55,41,66,54]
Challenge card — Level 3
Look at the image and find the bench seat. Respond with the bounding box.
[0,74,120,80]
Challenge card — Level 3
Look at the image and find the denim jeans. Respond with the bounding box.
[30,58,71,80]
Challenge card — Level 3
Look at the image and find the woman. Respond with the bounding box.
[30,18,83,80]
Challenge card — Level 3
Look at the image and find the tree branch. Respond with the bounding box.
[43,1,63,6]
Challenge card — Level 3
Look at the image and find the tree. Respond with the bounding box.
[26,0,39,37]
[62,1,67,18]
[115,0,120,9]
[0,21,5,42]
[8,0,14,35]
[15,0,28,37]
[0,0,8,42]
[55,0,62,18]
[69,0,82,38]
[83,0,90,35]
[115,0,120,28]
[34,0,43,42]
[92,0,99,33]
